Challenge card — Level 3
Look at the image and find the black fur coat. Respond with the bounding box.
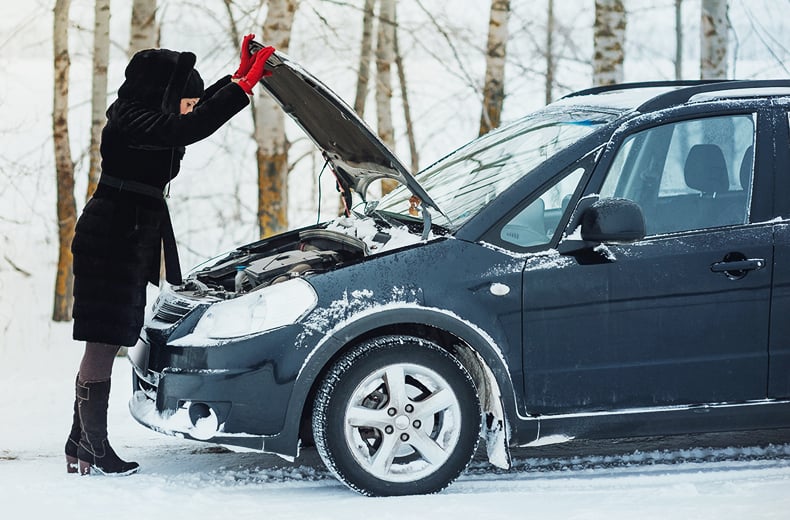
[72,50,250,346]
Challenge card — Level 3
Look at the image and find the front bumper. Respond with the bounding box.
[128,320,309,455]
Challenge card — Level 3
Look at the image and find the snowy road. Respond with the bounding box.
[2,432,790,520]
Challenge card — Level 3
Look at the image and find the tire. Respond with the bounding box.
[312,335,481,496]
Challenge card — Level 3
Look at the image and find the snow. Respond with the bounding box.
[325,215,430,252]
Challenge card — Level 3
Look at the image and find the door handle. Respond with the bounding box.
[710,258,765,274]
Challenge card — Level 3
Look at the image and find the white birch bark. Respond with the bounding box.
[479,0,510,136]
[129,0,157,56]
[593,0,626,86]
[87,0,111,201]
[255,0,299,237]
[701,0,729,79]
[545,0,555,104]
[675,0,683,80]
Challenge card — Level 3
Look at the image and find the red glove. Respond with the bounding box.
[232,33,256,79]
[236,45,276,94]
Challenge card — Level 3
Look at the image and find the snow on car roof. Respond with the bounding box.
[551,86,684,111]
[689,87,790,102]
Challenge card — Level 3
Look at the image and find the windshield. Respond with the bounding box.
[377,107,622,229]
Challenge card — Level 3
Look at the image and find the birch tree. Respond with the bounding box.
[479,0,510,136]
[376,0,397,194]
[256,0,298,237]
[701,0,728,79]
[675,0,683,80]
[393,10,418,174]
[53,0,77,321]
[129,0,157,56]
[354,0,376,117]
[87,0,111,201]
[545,0,555,104]
[593,0,626,86]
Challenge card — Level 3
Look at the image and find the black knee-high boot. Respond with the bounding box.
[77,379,139,476]
[65,375,81,473]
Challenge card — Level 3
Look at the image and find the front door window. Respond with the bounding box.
[600,114,755,235]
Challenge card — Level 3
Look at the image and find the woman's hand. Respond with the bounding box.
[232,33,256,79]
[235,45,276,94]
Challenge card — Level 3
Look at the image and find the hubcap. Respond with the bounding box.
[343,363,463,483]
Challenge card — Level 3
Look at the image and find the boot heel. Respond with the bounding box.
[66,455,79,474]
[79,459,92,475]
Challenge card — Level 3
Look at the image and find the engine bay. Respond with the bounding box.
[172,216,427,300]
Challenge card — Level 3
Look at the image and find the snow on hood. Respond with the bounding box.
[325,215,433,253]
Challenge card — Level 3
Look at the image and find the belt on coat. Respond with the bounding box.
[98,174,182,285]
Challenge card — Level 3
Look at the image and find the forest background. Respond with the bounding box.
[0,0,788,338]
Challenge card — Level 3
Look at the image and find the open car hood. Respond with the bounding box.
[254,45,440,213]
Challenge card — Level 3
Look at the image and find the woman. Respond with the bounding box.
[65,35,274,476]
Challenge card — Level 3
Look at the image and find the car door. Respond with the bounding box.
[519,109,772,415]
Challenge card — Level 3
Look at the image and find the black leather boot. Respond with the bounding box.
[65,375,81,473]
[77,379,139,476]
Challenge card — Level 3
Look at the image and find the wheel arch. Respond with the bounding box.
[288,306,520,468]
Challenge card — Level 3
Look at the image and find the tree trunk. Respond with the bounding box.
[255,0,298,238]
[675,0,683,80]
[129,0,157,57]
[545,0,554,105]
[53,0,77,322]
[593,0,626,86]
[354,0,376,117]
[479,0,509,136]
[376,0,397,195]
[700,0,728,79]
[393,9,418,174]
[87,0,111,201]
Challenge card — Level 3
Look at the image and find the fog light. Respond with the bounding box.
[188,402,219,440]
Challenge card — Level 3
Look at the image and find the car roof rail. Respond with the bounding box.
[636,79,790,113]
[561,80,726,100]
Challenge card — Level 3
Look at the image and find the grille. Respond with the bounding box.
[153,297,196,324]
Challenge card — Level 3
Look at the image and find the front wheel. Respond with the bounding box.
[312,335,481,496]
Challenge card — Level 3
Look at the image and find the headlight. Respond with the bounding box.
[189,278,317,340]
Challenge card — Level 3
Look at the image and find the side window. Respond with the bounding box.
[600,114,755,235]
[500,167,585,247]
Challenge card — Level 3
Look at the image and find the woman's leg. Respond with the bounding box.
[75,342,139,475]
[66,342,117,472]
[78,342,121,382]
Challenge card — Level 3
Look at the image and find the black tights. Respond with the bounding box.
[78,342,121,383]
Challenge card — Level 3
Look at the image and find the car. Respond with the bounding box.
[128,47,790,496]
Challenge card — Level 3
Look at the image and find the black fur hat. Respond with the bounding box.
[117,49,204,114]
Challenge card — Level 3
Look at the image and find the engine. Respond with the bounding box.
[176,228,372,300]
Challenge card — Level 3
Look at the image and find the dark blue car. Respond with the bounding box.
[129,51,790,496]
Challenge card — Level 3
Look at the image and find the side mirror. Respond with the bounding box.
[558,198,645,255]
